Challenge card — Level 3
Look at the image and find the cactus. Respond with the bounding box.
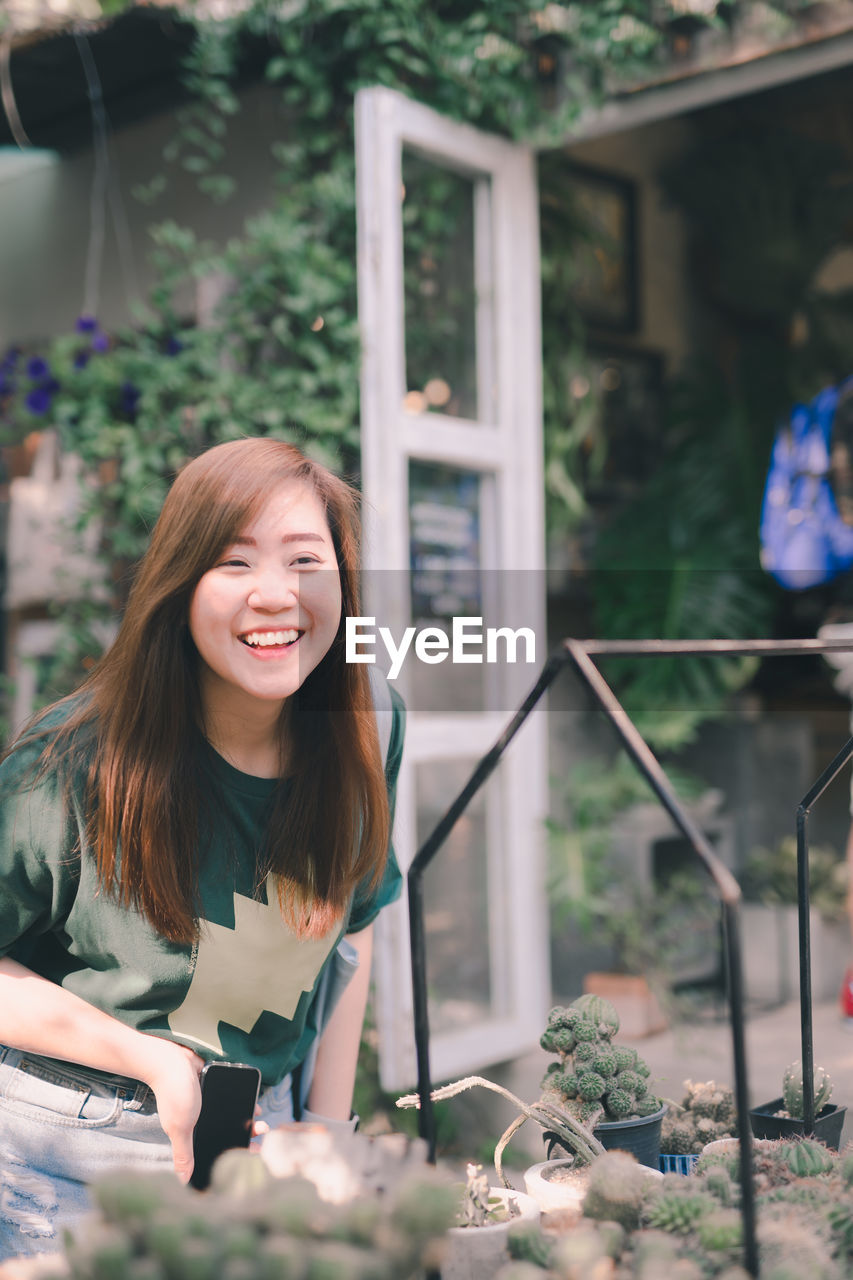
[661,1080,737,1157]
[702,1167,736,1208]
[783,1138,836,1178]
[591,1049,618,1078]
[644,1190,716,1235]
[582,1151,650,1231]
[506,1221,554,1268]
[782,1060,833,1119]
[550,1225,610,1277]
[696,1208,743,1251]
[570,992,621,1038]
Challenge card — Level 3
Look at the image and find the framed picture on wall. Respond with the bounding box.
[568,162,639,333]
[583,344,664,500]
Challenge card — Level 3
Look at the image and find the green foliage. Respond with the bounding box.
[547,753,716,997]
[741,837,847,924]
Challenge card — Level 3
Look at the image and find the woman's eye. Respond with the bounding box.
[293,555,320,567]
[220,557,249,568]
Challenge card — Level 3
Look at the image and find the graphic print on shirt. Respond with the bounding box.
[166,880,337,1053]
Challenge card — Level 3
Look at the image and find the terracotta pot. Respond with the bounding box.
[581,972,667,1038]
[441,1188,540,1280]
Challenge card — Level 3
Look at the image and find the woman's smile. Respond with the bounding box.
[189,480,342,719]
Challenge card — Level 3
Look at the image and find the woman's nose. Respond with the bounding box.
[247,568,299,610]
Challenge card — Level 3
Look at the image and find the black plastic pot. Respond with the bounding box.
[749,1099,847,1149]
[594,1104,667,1168]
[544,1104,667,1169]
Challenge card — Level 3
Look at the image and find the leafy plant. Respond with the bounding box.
[740,836,847,924]
[548,753,718,995]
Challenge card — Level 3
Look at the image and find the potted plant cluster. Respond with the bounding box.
[398,993,666,1224]
[750,1059,848,1150]
[496,1136,853,1278]
[659,1080,738,1171]
[442,1162,540,1280]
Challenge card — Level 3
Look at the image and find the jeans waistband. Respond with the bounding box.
[0,1043,151,1099]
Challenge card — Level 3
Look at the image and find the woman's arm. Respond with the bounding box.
[0,956,204,1181]
[304,924,373,1121]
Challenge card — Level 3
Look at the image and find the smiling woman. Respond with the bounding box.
[0,437,404,1261]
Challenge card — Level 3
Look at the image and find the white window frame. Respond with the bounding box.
[355,86,549,1090]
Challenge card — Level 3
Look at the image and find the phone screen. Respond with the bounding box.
[190,1061,262,1191]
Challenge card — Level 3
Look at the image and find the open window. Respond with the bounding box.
[355,87,549,1089]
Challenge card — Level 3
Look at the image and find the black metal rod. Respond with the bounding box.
[407,649,572,1159]
[405,634,853,1273]
[564,639,757,1276]
[795,734,853,1134]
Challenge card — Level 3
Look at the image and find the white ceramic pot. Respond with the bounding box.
[441,1187,540,1280]
[523,1159,663,1214]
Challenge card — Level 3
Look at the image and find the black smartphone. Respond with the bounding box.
[190,1061,262,1191]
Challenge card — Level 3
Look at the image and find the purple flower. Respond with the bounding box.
[26,356,49,379]
[73,350,90,370]
[25,386,52,415]
[166,335,183,356]
[91,332,109,353]
[120,381,141,416]
[76,315,98,333]
[1,348,19,372]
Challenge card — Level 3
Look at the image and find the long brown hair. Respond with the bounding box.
[26,438,390,942]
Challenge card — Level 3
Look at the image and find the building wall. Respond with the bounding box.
[0,83,285,346]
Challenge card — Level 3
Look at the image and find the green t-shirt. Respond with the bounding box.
[0,691,404,1086]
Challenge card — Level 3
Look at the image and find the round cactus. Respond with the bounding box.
[603,1088,634,1119]
[572,1017,599,1043]
[612,1046,638,1072]
[577,1070,608,1101]
[591,1049,618,1078]
[783,1138,835,1178]
[573,1041,598,1067]
[570,993,621,1038]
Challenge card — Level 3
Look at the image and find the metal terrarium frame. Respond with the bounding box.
[407,636,853,1279]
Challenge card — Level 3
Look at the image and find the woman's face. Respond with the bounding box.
[189,480,343,721]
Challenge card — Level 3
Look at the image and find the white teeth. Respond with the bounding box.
[242,630,299,648]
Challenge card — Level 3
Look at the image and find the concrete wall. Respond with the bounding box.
[0,82,286,345]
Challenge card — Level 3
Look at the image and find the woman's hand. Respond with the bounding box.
[137,1038,205,1183]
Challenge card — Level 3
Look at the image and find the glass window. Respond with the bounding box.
[418,757,492,1033]
[402,149,491,423]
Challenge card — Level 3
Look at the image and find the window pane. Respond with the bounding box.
[402,149,487,423]
[418,758,491,1033]
[409,459,486,712]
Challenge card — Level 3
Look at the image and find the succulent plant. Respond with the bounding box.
[644,1189,717,1235]
[661,1080,737,1156]
[782,1060,833,1120]
[783,1137,836,1178]
[582,1151,651,1231]
[63,1151,457,1280]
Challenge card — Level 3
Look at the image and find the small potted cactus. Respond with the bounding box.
[660,1079,737,1170]
[397,993,665,1213]
[749,1059,847,1148]
[536,994,665,1168]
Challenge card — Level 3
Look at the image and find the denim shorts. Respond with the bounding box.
[0,1044,294,1262]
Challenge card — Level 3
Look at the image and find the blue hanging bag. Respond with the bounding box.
[760,382,853,590]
